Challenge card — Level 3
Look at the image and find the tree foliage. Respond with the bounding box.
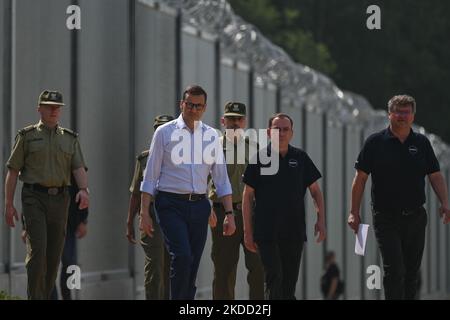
[229,0,450,143]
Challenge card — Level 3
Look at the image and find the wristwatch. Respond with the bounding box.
[225,210,235,217]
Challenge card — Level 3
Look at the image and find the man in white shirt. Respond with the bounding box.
[140,85,236,299]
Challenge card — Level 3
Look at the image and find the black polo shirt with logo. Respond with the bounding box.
[355,127,440,211]
[243,144,322,242]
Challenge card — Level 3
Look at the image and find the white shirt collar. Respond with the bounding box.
[175,114,206,132]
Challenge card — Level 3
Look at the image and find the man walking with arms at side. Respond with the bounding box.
[348,95,450,299]
[243,113,326,299]
[209,102,264,300]
[4,90,89,299]
[140,85,236,300]
[126,115,174,299]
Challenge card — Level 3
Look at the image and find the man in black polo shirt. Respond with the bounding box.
[348,95,450,300]
[242,113,326,300]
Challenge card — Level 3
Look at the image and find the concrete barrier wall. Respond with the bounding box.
[344,125,363,299]
[76,0,132,299]
[362,125,381,300]
[279,96,303,148]
[0,0,10,276]
[325,123,344,294]
[304,110,324,299]
[181,26,218,128]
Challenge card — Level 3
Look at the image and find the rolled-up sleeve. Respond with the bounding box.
[140,129,164,196]
[210,141,232,198]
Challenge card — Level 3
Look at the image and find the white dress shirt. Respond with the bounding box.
[140,114,232,198]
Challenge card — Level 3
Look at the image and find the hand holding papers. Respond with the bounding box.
[355,224,369,256]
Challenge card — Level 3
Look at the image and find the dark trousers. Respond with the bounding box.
[256,238,304,300]
[373,206,427,300]
[155,192,211,300]
[211,205,264,300]
[50,230,77,300]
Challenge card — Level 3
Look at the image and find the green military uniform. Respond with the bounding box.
[209,102,264,300]
[129,115,173,299]
[5,90,86,300]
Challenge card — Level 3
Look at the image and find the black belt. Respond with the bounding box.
[158,191,206,202]
[24,183,67,195]
[213,202,242,211]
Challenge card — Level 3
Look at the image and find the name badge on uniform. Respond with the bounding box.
[288,159,298,167]
[408,145,418,155]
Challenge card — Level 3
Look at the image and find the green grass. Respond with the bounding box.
[0,290,22,300]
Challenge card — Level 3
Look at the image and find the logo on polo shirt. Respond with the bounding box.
[288,159,298,167]
[408,145,418,155]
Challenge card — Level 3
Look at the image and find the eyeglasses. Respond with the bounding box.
[183,101,206,110]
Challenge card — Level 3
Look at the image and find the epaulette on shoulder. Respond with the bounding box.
[137,150,149,160]
[62,128,79,137]
[18,125,37,136]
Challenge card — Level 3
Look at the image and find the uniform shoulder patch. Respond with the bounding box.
[18,125,37,136]
[137,150,149,160]
[62,128,79,137]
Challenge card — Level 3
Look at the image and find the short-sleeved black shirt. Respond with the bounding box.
[355,127,440,211]
[243,144,322,242]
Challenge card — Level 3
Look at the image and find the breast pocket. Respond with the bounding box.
[57,142,74,168]
[26,142,46,170]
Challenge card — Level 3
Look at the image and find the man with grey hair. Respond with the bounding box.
[348,94,450,299]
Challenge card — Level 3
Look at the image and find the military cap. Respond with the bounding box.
[224,101,246,117]
[154,115,174,130]
[38,90,65,106]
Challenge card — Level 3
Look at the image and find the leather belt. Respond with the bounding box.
[158,191,206,202]
[24,183,67,195]
[213,202,242,211]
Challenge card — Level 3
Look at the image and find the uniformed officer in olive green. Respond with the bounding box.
[126,115,174,299]
[4,90,89,300]
[208,102,264,299]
